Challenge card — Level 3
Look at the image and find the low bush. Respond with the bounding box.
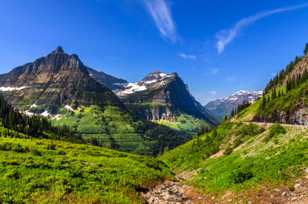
[264,124,286,142]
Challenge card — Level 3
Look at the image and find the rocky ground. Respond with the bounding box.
[142,168,308,204]
[142,180,211,204]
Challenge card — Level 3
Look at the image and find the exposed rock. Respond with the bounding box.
[117,71,219,126]
[0,47,124,113]
[143,181,207,204]
[87,67,128,91]
[205,90,263,121]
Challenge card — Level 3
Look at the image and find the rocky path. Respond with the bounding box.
[143,168,308,204]
[142,180,211,204]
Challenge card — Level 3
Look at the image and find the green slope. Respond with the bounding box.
[161,122,308,195]
[0,127,172,203]
[52,105,188,155]
[156,114,211,136]
[234,45,308,124]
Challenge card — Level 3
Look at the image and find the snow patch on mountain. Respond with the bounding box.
[117,83,147,96]
[0,86,28,92]
[41,110,50,117]
[117,72,175,96]
[224,90,263,103]
[64,105,74,112]
[30,104,38,108]
[205,90,263,121]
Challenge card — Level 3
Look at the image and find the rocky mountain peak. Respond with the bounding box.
[205,90,263,121]
[142,71,177,82]
[117,71,218,126]
[0,48,123,113]
[52,46,65,54]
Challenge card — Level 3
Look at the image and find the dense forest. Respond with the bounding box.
[264,43,308,93]
[0,95,76,140]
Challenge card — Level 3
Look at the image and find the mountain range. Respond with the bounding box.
[116,71,218,126]
[205,90,263,121]
[0,43,307,203]
[0,47,218,154]
[0,46,123,113]
[0,47,194,155]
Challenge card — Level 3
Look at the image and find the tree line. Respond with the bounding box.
[265,43,308,94]
[0,95,76,140]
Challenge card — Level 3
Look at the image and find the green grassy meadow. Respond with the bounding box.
[0,130,173,203]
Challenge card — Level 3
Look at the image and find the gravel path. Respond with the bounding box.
[142,180,210,204]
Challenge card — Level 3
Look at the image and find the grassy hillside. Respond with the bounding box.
[161,122,308,196]
[233,45,307,125]
[156,114,211,136]
[126,103,213,136]
[0,126,173,203]
[52,105,188,155]
[234,79,307,123]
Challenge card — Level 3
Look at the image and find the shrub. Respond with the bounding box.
[239,124,265,136]
[0,142,12,151]
[224,146,233,155]
[265,124,286,142]
[13,144,28,153]
[232,169,254,184]
[30,148,42,156]
[47,144,56,150]
[5,170,20,180]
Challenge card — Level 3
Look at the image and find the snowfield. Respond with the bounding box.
[0,86,28,92]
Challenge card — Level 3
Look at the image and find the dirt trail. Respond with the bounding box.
[143,168,308,204]
[142,180,212,204]
[244,122,308,130]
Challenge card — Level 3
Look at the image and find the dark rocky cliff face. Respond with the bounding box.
[0,47,124,113]
[117,72,218,126]
[87,67,128,91]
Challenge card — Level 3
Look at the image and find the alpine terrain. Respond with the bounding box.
[0,47,188,155]
[158,43,308,203]
[0,1,307,204]
[117,71,219,135]
[205,90,263,121]
[236,44,308,126]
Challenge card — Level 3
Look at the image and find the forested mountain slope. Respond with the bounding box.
[117,71,218,135]
[159,43,308,203]
[161,122,308,202]
[0,48,188,155]
[234,44,308,125]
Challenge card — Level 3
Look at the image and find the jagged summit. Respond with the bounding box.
[0,48,123,113]
[117,71,218,126]
[142,71,176,81]
[205,90,263,121]
[52,46,65,54]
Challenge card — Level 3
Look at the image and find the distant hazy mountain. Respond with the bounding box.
[205,90,263,121]
[116,71,219,127]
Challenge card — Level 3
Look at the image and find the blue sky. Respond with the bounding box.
[0,0,308,104]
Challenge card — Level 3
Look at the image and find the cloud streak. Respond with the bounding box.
[144,0,177,42]
[178,53,197,60]
[216,3,308,54]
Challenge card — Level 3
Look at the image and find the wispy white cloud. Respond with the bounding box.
[144,0,177,42]
[178,53,197,60]
[216,3,308,54]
